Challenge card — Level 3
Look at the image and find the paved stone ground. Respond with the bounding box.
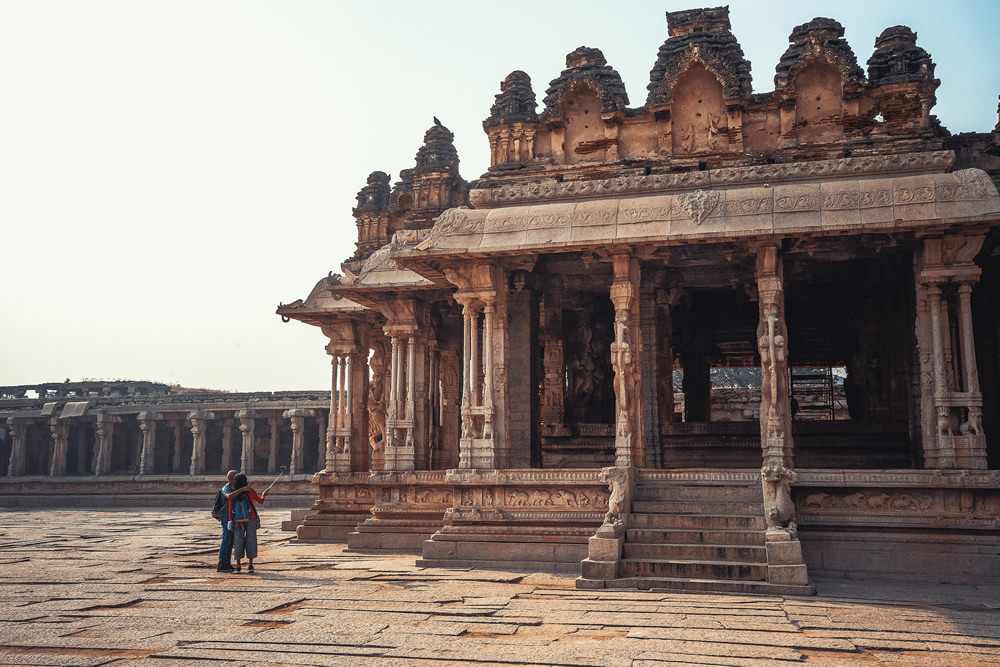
[1,509,999,666]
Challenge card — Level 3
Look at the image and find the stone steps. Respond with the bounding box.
[630,512,766,530]
[592,575,814,597]
[624,542,766,562]
[634,484,763,503]
[619,557,769,581]
[626,528,766,546]
[632,500,764,515]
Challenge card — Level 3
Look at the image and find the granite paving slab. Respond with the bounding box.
[0,508,998,665]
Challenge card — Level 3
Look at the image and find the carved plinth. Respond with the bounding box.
[764,530,811,586]
[418,468,609,572]
[295,471,374,542]
[348,470,451,552]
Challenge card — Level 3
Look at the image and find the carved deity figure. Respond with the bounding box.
[679,124,695,153]
[707,112,725,150]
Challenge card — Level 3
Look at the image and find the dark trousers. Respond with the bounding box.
[217,524,234,569]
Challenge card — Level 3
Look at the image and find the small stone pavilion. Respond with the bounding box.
[278,7,1000,592]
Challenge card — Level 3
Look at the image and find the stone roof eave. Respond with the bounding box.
[396,168,1000,265]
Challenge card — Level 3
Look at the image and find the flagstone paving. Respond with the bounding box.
[0,508,998,665]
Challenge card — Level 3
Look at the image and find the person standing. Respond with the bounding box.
[228,472,267,574]
[215,469,238,572]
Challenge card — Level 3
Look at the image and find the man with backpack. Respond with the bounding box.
[213,470,239,572]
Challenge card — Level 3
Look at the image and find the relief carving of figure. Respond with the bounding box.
[679,124,695,153]
[611,316,633,438]
[707,112,725,150]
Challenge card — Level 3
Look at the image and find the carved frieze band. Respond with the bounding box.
[427,168,999,249]
[470,152,956,207]
[795,487,1000,529]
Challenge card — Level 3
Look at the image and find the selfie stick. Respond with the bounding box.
[263,465,288,495]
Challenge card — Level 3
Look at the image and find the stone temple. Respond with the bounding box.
[5,7,1000,593]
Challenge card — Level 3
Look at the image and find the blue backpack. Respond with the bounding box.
[231,495,253,522]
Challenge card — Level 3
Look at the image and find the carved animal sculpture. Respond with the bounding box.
[508,490,529,506]
[803,493,830,509]
[843,492,867,509]
[556,490,578,507]
[892,493,918,511]
[528,489,553,506]
[761,465,797,532]
[867,492,890,510]
[600,467,629,525]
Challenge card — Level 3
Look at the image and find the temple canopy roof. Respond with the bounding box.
[276,276,365,326]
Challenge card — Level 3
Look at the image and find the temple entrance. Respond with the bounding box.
[664,283,762,468]
[536,255,616,468]
[784,241,914,468]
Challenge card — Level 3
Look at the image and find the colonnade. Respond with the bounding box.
[3,405,329,478]
[326,235,990,479]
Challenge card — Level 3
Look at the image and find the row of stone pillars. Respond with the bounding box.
[6,408,327,478]
[319,235,989,479]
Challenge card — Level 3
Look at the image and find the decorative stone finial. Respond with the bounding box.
[542,47,629,119]
[566,46,607,69]
[867,25,936,86]
[665,5,732,37]
[647,5,751,108]
[774,16,865,88]
[486,70,537,125]
[352,171,391,215]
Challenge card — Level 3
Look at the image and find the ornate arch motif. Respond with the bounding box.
[646,40,752,109]
[540,47,629,122]
[774,17,865,91]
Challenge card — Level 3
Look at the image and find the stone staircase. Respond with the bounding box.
[581,472,814,595]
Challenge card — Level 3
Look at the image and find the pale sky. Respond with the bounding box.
[2,1,998,392]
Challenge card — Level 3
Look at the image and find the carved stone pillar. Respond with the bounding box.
[541,280,569,437]
[138,411,157,475]
[327,352,349,471]
[323,317,370,473]
[610,254,643,467]
[915,234,988,469]
[447,263,510,470]
[754,244,809,587]
[756,245,794,468]
[383,329,419,471]
[267,413,281,473]
[284,409,307,474]
[314,411,326,473]
[49,417,69,476]
[93,414,117,476]
[188,411,209,476]
[171,420,184,473]
[368,334,389,471]
[438,348,461,469]
[376,298,429,472]
[221,417,234,473]
[7,422,27,477]
[236,410,255,474]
